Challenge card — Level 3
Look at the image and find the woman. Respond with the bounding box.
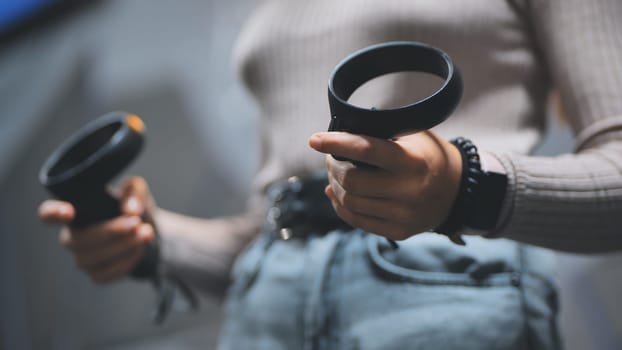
[40,0,622,348]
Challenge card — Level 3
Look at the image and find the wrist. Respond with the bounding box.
[446,136,464,200]
[435,138,508,241]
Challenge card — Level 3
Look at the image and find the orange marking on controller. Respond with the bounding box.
[126,114,145,133]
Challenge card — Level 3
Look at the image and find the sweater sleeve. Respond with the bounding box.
[492,0,622,252]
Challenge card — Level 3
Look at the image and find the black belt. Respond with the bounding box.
[328,41,462,139]
[264,173,352,240]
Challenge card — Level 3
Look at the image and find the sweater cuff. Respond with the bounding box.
[475,152,516,238]
[485,152,535,242]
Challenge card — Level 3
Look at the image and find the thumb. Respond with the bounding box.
[119,176,151,216]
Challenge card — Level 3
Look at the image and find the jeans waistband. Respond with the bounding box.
[264,172,351,240]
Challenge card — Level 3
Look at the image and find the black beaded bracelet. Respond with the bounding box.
[435,137,482,244]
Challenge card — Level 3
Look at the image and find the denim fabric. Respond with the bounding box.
[219,230,560,350]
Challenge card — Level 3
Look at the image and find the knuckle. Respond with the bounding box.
[357,140,375,159]
[410,151,430,172]
[340,170,359,192]
[341,193,357,210]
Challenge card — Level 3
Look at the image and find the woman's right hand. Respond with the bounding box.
[38,177,156,284]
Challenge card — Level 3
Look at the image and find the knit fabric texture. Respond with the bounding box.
[160,0,622,290]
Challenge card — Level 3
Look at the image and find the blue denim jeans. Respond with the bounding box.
[219,230,560,350]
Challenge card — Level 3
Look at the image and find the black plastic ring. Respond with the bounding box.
[328,41,463,139]
[40,111,144,194]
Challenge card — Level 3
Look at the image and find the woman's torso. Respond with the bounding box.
[233,0,550,192]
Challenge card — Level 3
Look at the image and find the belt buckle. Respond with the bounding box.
[266,176,303,240]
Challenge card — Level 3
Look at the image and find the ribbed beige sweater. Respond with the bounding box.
[160,0,622,291]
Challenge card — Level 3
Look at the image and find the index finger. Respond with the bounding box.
[39,200,75,224]
[309,132,406,171]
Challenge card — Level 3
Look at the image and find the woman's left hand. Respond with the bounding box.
[309,130,462,240]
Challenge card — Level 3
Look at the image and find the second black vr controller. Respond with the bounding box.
[40,111,158,280]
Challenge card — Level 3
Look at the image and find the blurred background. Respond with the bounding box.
[0,1,620,349]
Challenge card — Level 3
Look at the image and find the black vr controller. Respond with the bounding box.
[327,41,463,162]
[40,111,157,280]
